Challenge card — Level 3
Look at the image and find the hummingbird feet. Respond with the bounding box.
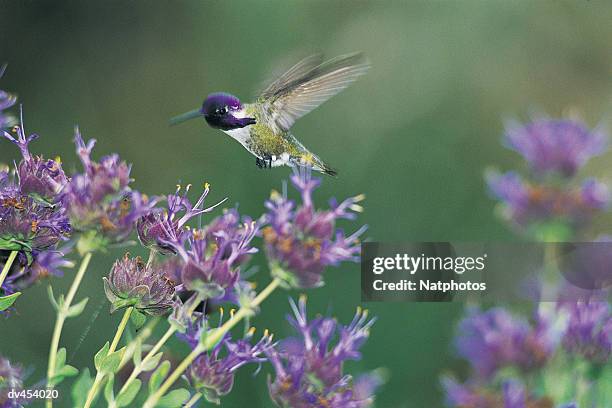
[256,155,274,169]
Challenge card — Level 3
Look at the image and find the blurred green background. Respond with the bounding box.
[1,1,612,407]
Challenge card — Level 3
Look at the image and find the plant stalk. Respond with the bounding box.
[0,250,18,290]
[184,392,202,408]
[116,294,203,398]
[116,325,174,398]
[83,306,134,408]
[118,317,160,370]
[46,252,92,408]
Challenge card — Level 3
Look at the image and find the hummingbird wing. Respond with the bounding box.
[259,53,324,98]
[258,52,370,132]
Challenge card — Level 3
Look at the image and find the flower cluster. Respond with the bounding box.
[453,307,562,377]
[561,301,611,363]
[63,130,156,250]
[265,296,380,408]
[442,301,611,407]
[263,168,366,288]
[486,117,609,240]
[135,183,257,300]
[1,126,70,253]
[1,118,71,305]
[1,110,159,312]
[178,209,258,298]
[181,312,273,404]
[103,253,175,315]
[136,183,224,255]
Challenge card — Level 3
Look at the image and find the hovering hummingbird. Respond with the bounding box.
[170,52,370,176]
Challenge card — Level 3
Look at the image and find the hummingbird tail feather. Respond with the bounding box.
[321,163,338,177]
[299,152,338,177]
[311,156,337,177]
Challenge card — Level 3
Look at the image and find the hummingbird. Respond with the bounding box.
[170,52,370,176]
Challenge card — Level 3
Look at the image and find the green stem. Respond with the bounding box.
[83,307,134,408]
[118,317,160,370]
[110,307,133,352]
[117,325,175,398]
[146,249,157,268]
[46,252,92,408]
[116,294,203,399]
[184,392,202,408]
[142,278,282,408]
[0,250,18,290]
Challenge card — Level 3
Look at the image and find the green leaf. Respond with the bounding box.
[56,347,67,371]
[140,352,162,372]
[130,309,147,330]
[132,339,142,367]
[156,388,190,408]
[71,368,93,408]
[0,292,21,311]
[51,364,79,386]
[0,239,34,258]
[59,364,79,378]
[47,285,60,311]
[94,342,110,371]
[66,297,89,318]
[104,374,115,404]
[202,388,221,404]
[116,379,141,407]
[148,360,171,394]
[100,348,126,374]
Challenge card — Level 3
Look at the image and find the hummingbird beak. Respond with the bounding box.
[169,109,202,126]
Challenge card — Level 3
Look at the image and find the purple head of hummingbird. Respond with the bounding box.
[170,92,256,131]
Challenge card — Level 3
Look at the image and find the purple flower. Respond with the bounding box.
[103,254,175,315]
[0,181,70,253]
[178,209,259,299]
[137,183,225,255]
[486,170,609,231]
[62,130,156,245]
[560,301,611,363]
[442,378,522,408]
[185,322,272,404]
[502,380,526,408]
[263,168,366,289]
[455,307,557,378]
[0,124,70,253]
[157,256,185,288]
[442,377,569,408]
[503,118,607,177]
[2,124,67,202]
[0,355,24,408]
[1,248,73,296]
[265,296,379,408]
[441,377,496,408]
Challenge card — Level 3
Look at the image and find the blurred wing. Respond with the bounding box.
[259,54,324,99]
[259,52,370,132]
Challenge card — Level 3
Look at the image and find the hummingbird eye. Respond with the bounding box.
[216,106,228,115]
